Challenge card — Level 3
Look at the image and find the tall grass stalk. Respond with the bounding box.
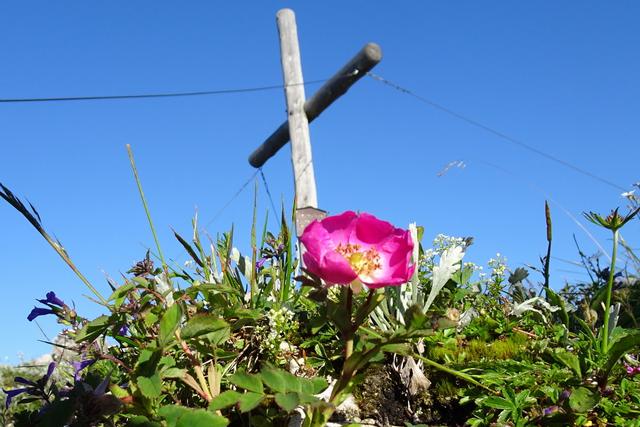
[126,144,168,277]
[602,228,619,352]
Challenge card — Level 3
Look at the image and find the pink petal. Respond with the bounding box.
[360,228,414,288]
[301,214,358,285]
[312,250,358,285]
[353,213,395,245]
[318,211,357,244]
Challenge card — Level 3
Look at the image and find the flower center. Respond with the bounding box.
[335,243,381,277]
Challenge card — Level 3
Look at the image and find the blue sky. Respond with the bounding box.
[1,1,638,363]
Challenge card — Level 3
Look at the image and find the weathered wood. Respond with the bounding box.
[276,8,317,209]
[249,42,382,168]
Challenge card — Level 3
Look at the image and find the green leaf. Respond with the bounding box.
[483,396,513,410]
[159,303,182,346]
[259,367,288,393]
[569,387,600,413]
[159,405,188,426]
[403,304,429,331]
[308,377,328,394]
[137,373,162,399]
[602,329,640,379]
[552,349,582,380]
[162,368,186,379]
[135,348,162,377]
[274,392,300,412]
[209,390,242,411]
[238,392,264,412]
[545,288,569,327]
[127,416,162,427]
[74,315,110,342]
[176,409,228,427]
[228,370,263,393]
[108,282,136,307]
[173,229,204,268]
[181,315,229,340]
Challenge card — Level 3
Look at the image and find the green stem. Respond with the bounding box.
[413,353,496,394]
[126,145,168,277]
[345,286,354,359]
[602,229,619,353]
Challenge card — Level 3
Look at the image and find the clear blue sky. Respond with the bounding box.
[1,1,638,363]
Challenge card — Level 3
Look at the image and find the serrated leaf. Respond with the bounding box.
[209,390,242,411]
[181,315,229,340]
[137,373,162,399]
[159,304,182,346]
[162,368,186,379]
[275,392,300,412]
[238,392,264,412]
[159,405,189,426]
[260,367,288,393]
[228,370,263,393]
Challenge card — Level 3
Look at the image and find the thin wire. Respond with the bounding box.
[204,170,259,228]
[478,159,611,261]
[258,168,279,222]
[0,79,327,104]
[367,72,626,192]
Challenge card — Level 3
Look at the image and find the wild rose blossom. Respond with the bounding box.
[300,211,414,288]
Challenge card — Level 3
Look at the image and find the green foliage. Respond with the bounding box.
[2,175,640,427]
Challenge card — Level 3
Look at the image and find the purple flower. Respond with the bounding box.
[3,362,56,409]
[37,291,66,308]
[27,307,54,321]
[44,362,56,382]
[2,387,29,409]
[560,390,571,401]
[72,359,96,382]
[543,405,559,416]
[255,258,267,269]
[117,325,129,336]
[14,377,37,387]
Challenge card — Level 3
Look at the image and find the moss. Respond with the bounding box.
[428,334,531,363]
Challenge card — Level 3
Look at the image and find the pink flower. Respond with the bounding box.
[300,211,414,288]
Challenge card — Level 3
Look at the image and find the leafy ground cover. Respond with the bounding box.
[1,159,640,426]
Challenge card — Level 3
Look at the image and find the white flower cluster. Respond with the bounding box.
[488,253,508,277]
[256,306,298,355]
[432,234,466,254]
[463,261,483,272]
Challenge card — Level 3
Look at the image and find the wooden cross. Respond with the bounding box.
[249,8,382,234]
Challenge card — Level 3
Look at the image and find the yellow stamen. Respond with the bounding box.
[335,243,381,277]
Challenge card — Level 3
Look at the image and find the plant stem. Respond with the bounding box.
[345,286,354,359]
[602,229,619,353]
[126,145,168,277]
[543,201,552,292]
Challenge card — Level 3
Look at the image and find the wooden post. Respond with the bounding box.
[276,8,317,210]
[249,43,382,168]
